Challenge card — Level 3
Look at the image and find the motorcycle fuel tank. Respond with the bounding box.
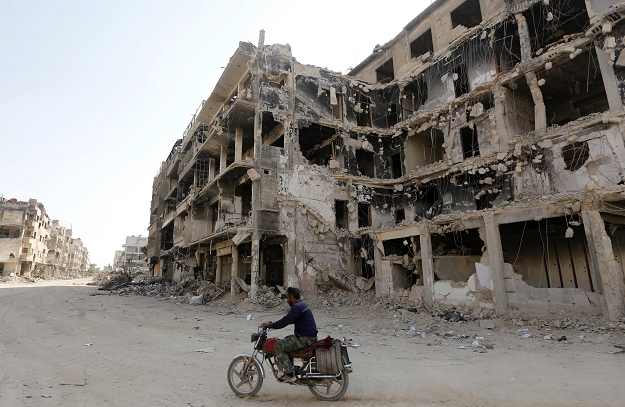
[262,338,279,354]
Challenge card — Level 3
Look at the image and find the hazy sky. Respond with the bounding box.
[0,0,431,267]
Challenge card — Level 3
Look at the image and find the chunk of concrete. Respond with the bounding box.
[247,168,261,181]
[479,320,496,329]
[190,295,203,305]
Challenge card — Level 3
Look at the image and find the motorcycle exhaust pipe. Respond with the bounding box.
[304,374,342,379]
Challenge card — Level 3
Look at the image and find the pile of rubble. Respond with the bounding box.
[501,309,625,334]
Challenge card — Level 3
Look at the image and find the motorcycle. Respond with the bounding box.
[227,326,355,401]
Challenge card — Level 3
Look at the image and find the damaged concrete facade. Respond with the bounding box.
[0,197,88,277]
[148,0,625,320]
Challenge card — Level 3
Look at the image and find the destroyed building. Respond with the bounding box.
[147,0,625,320]
[0,197,89,277]
[113,235,148,269]
[46,220,72,276]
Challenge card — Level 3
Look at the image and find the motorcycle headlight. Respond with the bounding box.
[251,333,260,342]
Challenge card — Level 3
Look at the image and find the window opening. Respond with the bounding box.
[562,141,589,171]
[450,0,482,29]
[452,63,470,97]
[335,200,349,230]
[391,153,402,178]
[332,94,344,121]
[355,93,372,127]
[358,203,371,228]
[410,29,434,59]
[270,135,284,148]
[395,208,405,224]
[356,149,375,177]
[460,127,479,159]
[402,77,428,118]
[376,58,395,84]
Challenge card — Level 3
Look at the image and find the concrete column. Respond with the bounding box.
[250,239,260,297]
[215,256,222,283]
[373,240,384,297]
[515,13,547,137]
[208,158,215,181]
[594,45,624,114]
[220,144,227,174]
[493,85,510,150]
[483,213,508,315]
[230,245,239,295]
[515,13,531,62]
[419,232,434,310]
[249,30,265,300]
[525,71,547,137]
[581,210,625,321]
[235,128,243,162]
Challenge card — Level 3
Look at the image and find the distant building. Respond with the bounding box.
[0,197,88,277]
[0,198,50,276]
[116,236,148,269]
[46,220,72,276]
[68,238,89,275]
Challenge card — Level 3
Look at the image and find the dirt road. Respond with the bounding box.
[0,279,623,406]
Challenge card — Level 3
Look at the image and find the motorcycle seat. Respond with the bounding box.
[287,339,325,359]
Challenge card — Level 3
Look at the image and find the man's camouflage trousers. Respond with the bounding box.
[274,334,317,374]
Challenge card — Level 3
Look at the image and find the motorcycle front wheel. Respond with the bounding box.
[227,355,264,397]
[308,371,349,401]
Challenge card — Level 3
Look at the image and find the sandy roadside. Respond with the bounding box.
[0,279,623,407]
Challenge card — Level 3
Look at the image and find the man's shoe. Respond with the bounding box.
[278,372,296,383]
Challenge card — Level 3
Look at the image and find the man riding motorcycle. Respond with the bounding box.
[262,287,317,383]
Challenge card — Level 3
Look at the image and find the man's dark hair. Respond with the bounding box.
[286,287,300,299]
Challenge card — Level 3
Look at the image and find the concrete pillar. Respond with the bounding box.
[581,210,625,321]
[525,71,547,137]
[594,45,624,114]
[515,13,547,137]
[230,245,239,295]
[208,158,215,181]
[250,239,260,297]
[419,232,434,310]
[220,145,227,174]
[483,214,508,315]
[515,13,531,62]
[249,29,265,301]
[373,240,384,297]
[215,256,222,283]
[235,128,243,162]
[493,85,510,150]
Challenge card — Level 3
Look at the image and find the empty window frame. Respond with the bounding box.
[376,58,395,84]
[450,0,482,29]
[356,149,375,178]
[562,141,589,171]
[410,29,434,59]
[358,203,372,228]
[331,93,344,121]
[391,153,402,178]
[402,77,428,118]
[452,63,470,97]
[460,127,479,159]
[395,208,405,224]
[355,93,372,127]
[335,200,349,230]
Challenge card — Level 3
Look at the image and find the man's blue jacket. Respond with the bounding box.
[269,299,318,337]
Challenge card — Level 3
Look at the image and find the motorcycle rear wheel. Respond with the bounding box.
[227,355,264,397]
[308,371,349,401]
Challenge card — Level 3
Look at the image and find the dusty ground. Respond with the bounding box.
[1,279,624,407]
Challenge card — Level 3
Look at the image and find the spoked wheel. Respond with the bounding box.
[308,371,349,401]
[227,355,264,397]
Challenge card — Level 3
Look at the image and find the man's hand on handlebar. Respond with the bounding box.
[261,323,270,329]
